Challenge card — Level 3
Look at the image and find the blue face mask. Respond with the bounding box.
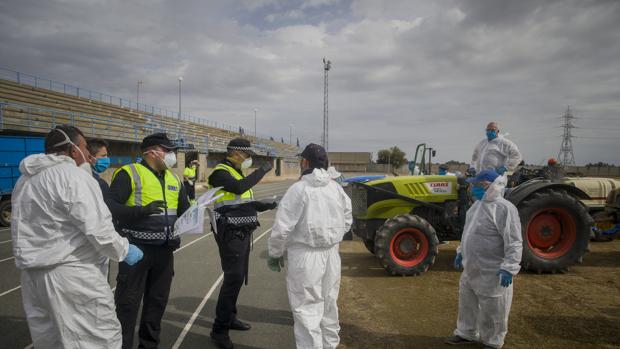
[486,130,498,141]
[93,157,111,173]
[472,186,486,200]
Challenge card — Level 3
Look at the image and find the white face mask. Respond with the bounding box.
[163,151,177,168]
[241,157,252,169]
[147,150,177,169]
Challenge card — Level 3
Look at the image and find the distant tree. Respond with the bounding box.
[377,146,407,168]
[296,138,300,147]
[281,137,285,143]
[270,136,274,141]
[446,160,468,165]
[585,162,615,167]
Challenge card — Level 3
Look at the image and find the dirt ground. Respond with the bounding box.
[337,238,620,349]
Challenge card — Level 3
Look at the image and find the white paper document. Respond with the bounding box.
[173,187,223,237]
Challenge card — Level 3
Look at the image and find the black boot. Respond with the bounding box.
[210,331,234,349]
[230,319,252,331]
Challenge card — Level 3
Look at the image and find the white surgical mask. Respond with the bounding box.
[163,151,177,168]
[241,157,252,169]
[145,150,177,169]
[79,162,92,174]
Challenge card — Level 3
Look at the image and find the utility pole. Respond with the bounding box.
[558,106,576,165]
[322,57,331,151]
[289,124,293,144]
[178,76,183,120]
[253,108,258,138]
[136,80,143,108]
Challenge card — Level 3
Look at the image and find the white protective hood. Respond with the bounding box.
[268,167,352,257]
[12,153,128,269]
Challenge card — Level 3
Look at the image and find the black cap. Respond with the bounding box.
[141,133,178,150]
[227,138,256,156]
[299,143,328,166]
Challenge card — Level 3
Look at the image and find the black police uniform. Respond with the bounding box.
[108,136,190,349]
[209,158,273,337]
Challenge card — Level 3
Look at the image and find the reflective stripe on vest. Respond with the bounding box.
[113,163,182,242]
[211,163,254,209]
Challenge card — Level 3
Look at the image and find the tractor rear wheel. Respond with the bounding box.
[518,190,592,273]
[374,214,439,276]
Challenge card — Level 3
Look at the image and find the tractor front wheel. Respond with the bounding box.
[374,214,439,276]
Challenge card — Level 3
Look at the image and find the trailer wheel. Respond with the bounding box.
[375,214,439,276]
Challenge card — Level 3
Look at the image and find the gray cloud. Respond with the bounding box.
[0,0,618,164]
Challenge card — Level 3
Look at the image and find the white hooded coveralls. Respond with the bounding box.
[454,176,523,348]
[471,135,522,173]
[268,168,352,349]
[12,154,129,349]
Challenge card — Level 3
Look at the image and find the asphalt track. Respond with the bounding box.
[0,180,297,349]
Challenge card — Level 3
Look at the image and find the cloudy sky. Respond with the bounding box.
[1,0,619,164]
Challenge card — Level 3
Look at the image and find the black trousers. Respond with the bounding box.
[115,244,174,349]
[212,227,251,334]
[184,181,195,200]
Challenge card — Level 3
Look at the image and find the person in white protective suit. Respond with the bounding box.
[469,122,522,176]
[11,125,144,349]
[267,143,352,349]
[445,169,523,349]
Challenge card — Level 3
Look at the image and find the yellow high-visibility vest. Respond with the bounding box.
[211,163,254,209]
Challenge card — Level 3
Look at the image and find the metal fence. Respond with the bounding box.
[0,67,242,132]
[0,101,208,152]
[0,102,293,157]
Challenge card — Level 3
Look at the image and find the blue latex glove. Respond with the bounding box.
[267,256,285,272]
[454,253,463,270]
[497,269,513,287]
[496,166,508,175]
[124,244,144,266]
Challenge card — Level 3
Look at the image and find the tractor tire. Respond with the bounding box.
[518,189,592,273]
[363,239,375,254]
[374,214,439,276]
[0,199,11,227]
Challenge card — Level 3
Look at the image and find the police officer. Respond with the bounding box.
[209,138,275,349]
[183,159,199,202]
[108,133,190,349]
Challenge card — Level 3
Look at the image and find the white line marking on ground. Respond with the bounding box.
[0,285,21,297]
[0,239,12,244]
[0,256,15,263]
[171,227,274,349]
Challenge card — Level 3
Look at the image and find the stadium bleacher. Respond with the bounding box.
[0,75,299,159]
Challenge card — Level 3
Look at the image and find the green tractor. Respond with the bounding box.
[348,145,596,276]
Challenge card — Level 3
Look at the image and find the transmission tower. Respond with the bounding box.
[557,106,576,165]
[322,57,331,151]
